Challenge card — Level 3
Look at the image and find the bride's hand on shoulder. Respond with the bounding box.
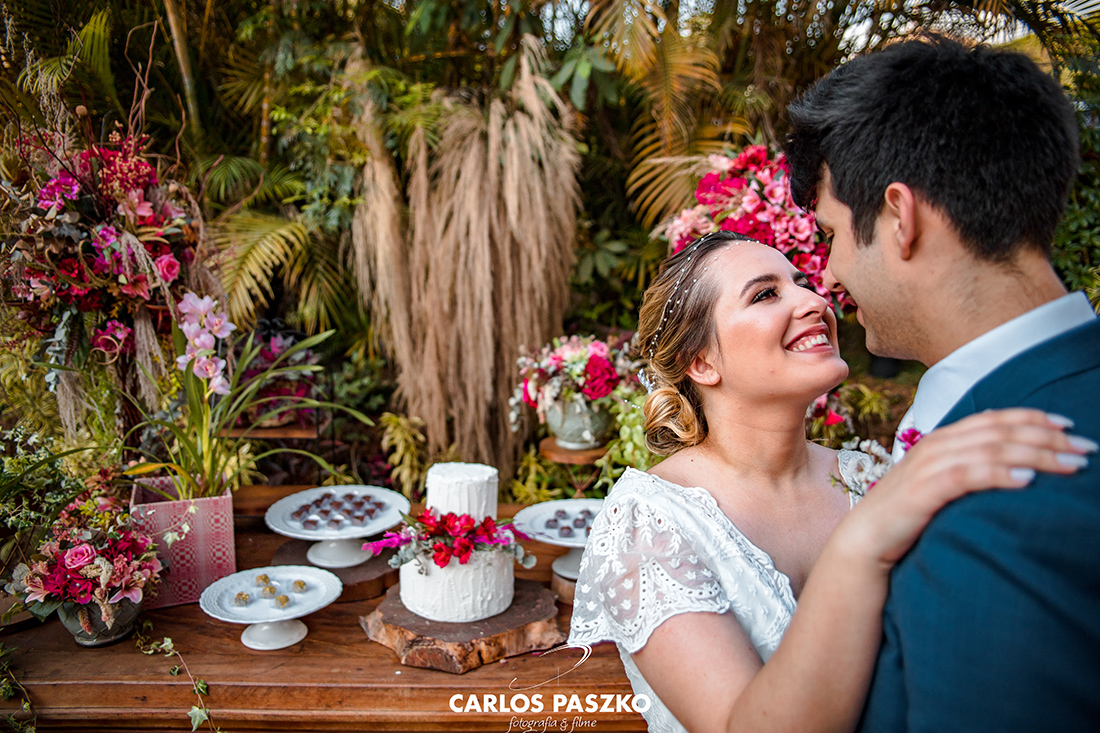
[836,409,1095,571]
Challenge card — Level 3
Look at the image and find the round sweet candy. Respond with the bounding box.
[254,574,270,587]
[573,517,586,528]
[261,584,277,599]
[554,509,568,519]
[233,592,250,606]
[291,580,307,593]
[273,594,291,609]
[545,518,559,529]
[559,526,574,537]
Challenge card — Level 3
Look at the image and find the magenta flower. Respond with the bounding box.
[119,274,151,300]
[154,254,180,284]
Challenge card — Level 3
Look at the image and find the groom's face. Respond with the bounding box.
[814,172,916,360]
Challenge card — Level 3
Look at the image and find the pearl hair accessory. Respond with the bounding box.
[646,234,738,361]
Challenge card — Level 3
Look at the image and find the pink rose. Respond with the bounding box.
[63,544,96,570]
[154,254,180,285]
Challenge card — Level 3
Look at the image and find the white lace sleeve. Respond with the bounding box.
[569,472,732,655]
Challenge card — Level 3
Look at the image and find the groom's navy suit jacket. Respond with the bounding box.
[858,318,1100,732]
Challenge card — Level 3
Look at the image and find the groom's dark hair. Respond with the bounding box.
[785,34,1079,262]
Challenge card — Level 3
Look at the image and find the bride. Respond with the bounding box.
[568,231,1087,732]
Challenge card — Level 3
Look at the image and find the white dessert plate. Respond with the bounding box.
[264,485,410,541]
[199,565,342,650]
[512,498,605,549]
[513,498,605,581]
[200,565,342,624]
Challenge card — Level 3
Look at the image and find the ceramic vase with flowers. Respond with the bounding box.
[510,335,638,450]
[5,489,161,646]
[125,292,374,607]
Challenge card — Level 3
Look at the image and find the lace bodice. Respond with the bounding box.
[568,450,869,732]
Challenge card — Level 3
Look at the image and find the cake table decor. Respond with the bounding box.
[512,498,604,604]
[264,485,410,568]
[199,565,341,650]
[366,462,535,624]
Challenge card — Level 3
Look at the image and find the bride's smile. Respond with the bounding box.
[702,243,849,406]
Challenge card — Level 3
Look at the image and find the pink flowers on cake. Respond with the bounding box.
[366,509,531,569]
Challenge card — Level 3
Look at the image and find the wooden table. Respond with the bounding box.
[0,490,645,732]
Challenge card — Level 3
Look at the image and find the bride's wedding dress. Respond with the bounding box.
[569,452,870,732]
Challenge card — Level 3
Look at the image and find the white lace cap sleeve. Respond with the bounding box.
[569,471,733,655]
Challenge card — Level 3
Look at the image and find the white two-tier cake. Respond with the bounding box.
[399,462,515,623]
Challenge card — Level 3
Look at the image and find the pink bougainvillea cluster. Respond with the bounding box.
[237,332,321,427]
[663,145,834,298]
[510,334,638,428]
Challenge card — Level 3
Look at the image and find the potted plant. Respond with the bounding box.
[124,291,374,607]
[510,335,638,450]
[4,482,161,647]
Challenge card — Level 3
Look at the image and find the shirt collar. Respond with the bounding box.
[907,291,1097,435]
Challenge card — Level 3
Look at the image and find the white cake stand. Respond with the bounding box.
[512,498,604,580]
[264,485,411,568]
[199,565,342,650]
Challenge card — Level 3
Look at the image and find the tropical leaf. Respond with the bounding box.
[213,211,308,329]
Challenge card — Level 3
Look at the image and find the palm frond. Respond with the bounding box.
[586,0,666,80]
[212,211,308,329]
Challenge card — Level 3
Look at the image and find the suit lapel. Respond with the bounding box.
[934,319,1100,429]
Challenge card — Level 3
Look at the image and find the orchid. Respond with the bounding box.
[125,299,373,500]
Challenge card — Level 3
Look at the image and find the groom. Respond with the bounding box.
[785,36,1100,730]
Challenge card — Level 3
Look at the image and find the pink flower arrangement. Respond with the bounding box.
[510,335,638,428]
[367,509,535,570]
[661,146,840,300]
[6,490,161,628]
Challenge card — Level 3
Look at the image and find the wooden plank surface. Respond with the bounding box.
[0,499,646,732]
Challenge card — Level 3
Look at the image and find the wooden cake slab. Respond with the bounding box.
[271,539,398,602]
[361,579,566,674]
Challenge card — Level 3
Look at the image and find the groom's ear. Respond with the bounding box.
[686,350,721,387]
[881,182,919,261]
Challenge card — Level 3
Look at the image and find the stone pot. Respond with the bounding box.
[57,599,141,647]
[545,399,613,450]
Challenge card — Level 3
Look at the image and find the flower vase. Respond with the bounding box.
[545,400,613,450]
[57,599,141,647]
[129,478,236,609]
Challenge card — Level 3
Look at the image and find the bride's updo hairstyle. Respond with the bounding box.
[637,231,755,455]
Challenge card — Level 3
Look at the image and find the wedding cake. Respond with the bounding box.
[399,462,515,623]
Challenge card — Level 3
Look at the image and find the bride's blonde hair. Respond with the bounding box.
[637,232,754,455]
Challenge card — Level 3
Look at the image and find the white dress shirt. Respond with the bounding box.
[891,291,1098,461]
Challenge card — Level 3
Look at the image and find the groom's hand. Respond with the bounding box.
[837,409,1094,571]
